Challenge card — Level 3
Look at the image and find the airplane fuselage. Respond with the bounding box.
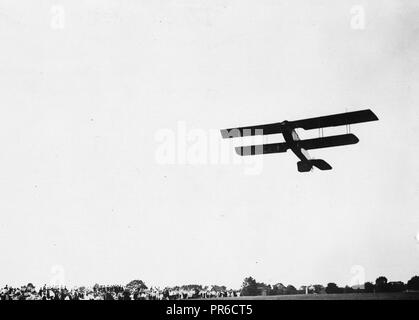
[281,123,311,163]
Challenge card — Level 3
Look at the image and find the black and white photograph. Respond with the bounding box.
[1,0,419,314]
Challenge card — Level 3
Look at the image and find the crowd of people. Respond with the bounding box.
[0,284,241,300]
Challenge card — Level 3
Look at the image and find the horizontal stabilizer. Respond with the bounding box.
[311,159,332,170]
[297,161,312,172]
[298,134,359,150]
[235,142,288,156]
[290,109,378,130]
[297,159,332,172]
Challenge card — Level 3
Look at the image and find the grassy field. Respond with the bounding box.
[215,292,419,300]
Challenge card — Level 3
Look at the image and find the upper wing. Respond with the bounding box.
[289,109,378,130]
[221,122,282,139]
[298,134,359,150]
[221,109,378,138]
[235,142,288,156]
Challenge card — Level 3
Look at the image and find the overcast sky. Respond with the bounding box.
[0,0,418,289]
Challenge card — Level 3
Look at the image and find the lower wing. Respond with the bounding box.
[298,133,359,150]
[235,134,359,156]
[235,142,288,156]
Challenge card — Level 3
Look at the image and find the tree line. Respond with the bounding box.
[240,275,419,296]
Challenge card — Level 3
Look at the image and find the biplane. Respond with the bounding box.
[220,109,378,172]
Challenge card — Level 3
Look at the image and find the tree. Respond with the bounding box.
[407,276,419,291]
[312,284,325,294]
[182,284,203,291]
[126,279,147,291]
[364,282,374,293]
[271,283,286,295]
[375,276,388,292]
[325,283,342,294]
[211,285,227,292]
[241,277,259,296]
[285,285,298,295]
[343,286,355,294]
[257,283,272,296]
[26,283,35,290]
[387,281,405,292]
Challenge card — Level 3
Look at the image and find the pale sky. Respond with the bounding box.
[0,0,419,289]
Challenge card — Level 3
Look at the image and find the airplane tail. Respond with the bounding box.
[297,159,332,172]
